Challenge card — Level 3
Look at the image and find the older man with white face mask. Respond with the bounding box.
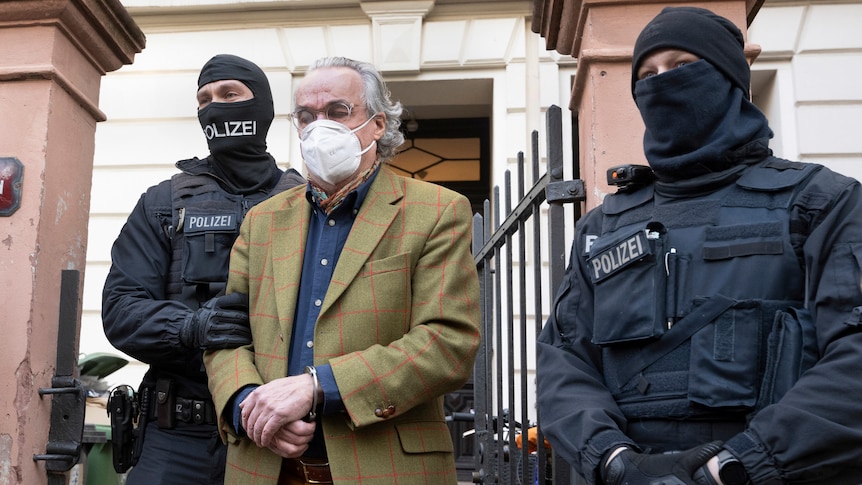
[205,56,481,485]
[293,62,386,195]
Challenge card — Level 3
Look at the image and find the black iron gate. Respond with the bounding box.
[467,105,584,484]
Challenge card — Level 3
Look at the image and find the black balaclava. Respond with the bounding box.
[631,7,772,182]
[197,54,277,193]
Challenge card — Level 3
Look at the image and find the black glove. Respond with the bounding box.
[601,441,723,485]
[179,292,251,350]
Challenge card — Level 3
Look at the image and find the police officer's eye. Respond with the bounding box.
[639,71,656,80]
[676,61,688,68]
[221,90,242,101]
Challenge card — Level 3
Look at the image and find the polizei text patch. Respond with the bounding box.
[587,230,652,282]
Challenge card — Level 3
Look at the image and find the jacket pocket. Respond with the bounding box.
[757,307,818,409]
[337,253,412,346]
[180,210,238,284]
[688,300,762,408]
[590,225,667,344]
[396,421,455,454]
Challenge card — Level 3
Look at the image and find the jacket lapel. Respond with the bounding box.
[270,188,310,349]
[320,168,403,313]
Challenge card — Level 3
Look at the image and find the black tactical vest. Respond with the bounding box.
[165,169,304,308]
[587,158,821,421]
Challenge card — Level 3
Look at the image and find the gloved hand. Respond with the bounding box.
[179,292,251,350]
[601,441,723,485]
[692,465,720,485]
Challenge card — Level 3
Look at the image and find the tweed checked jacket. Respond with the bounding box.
[205,167,482,485]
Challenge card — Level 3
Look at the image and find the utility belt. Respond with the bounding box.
[149,378,216,428]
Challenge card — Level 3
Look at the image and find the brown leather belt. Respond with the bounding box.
[279,456,332,484]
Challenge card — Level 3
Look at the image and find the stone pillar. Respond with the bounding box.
[0,1,144,484]
[532,0,762,209]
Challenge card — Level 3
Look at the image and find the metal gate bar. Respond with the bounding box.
[471,105,584,484]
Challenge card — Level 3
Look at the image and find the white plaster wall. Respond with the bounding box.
[750,2,862,181]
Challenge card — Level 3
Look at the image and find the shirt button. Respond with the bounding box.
[306,340,314,349]
[321,258,328,266]
[328,219,335,227]
[314,299,322,307]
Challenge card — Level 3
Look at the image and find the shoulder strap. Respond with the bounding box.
[616,294,737,387]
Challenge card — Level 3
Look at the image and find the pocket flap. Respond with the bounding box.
[396,421,455,454]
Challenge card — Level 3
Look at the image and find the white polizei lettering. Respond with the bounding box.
[232,121,256,136]
[616,241,630,265]
[204,121,257,140]
[187,215,232,230]
[591,258,603,280]
[590,233,648,281]
[601,253,613,274]
[585,234,598,253]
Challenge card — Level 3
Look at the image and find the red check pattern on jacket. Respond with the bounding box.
[205,167,482,485]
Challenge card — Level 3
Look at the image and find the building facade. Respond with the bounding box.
[82,0,862,414]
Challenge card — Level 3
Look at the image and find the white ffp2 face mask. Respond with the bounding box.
[300,117,376,185]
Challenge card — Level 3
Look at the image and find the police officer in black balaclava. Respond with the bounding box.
[102,54,304,484]
[537,7,862,485]
[196,54,279,193]
[630,7,772,182]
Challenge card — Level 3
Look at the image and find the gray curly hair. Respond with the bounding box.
[307,57,405,161]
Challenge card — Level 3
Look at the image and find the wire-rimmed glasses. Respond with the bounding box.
[289,102,358,130]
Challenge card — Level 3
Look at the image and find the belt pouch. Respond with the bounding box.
[155,378,176,429]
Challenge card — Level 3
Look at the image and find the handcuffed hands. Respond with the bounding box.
[240,375,317,448]
[264,420,317,458]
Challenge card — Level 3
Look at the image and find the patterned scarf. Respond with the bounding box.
[311,160,381,214]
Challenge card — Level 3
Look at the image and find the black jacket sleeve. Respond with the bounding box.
[536,211,638,485]
[101,180,198,368]
[724,169,862,484]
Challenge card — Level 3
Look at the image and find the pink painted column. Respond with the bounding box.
[0,1,144,483]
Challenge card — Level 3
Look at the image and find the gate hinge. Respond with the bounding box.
[33,376,85,472]
[33,270,86,475]
[546,179,585,204]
